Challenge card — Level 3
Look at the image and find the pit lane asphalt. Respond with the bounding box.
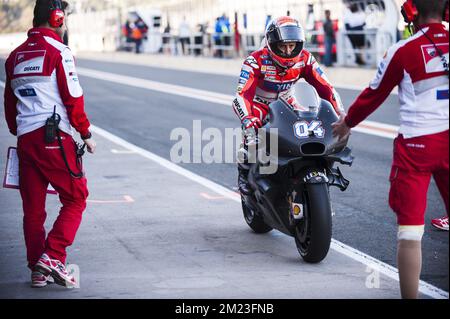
[0,56,447,293]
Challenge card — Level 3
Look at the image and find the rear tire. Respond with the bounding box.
[241,197,272,233]
[294,183,332,263]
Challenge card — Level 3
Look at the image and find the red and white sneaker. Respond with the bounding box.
[31,271,53,288]
[34,253,77,288]
[431,216,449,231]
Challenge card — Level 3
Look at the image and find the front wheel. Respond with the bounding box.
[241,197,272,233]
[294,183,332,263]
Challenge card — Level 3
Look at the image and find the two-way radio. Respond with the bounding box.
[45,106,85,178]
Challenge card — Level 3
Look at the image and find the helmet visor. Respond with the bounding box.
[267,25,305,43]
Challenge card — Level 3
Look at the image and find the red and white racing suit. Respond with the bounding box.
[4,27,91,268]
[232,47,344,125]
[344,23,449,226]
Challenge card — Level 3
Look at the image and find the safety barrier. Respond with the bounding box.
[241,33,265,55]
[130,29,393,67]
[336,30,393,67]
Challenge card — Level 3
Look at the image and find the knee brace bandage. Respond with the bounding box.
[397,225,424,241]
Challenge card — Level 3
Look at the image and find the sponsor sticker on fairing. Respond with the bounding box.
[293,120,325,138]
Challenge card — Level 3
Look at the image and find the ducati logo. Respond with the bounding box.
[426,48,436,57]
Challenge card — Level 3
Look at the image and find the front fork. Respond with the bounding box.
[288,166,347,227]
[288,167,329,227]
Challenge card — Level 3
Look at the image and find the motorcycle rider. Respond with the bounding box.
[232,16,345,195]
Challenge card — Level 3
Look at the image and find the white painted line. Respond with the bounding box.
[89,122,447,300]
[1,79,446,299]
[361,120,399,131]
[351,127,397,140]
[77,67,231,106]
[111,148,136,154]
[88,195,135,204]
[331,240,448,299]
[76,53,399,95]
[90,125,239,201]
[200,192,240,200]
[76,67,398,140]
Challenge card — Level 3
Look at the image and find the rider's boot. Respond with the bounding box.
[238,163,251,195]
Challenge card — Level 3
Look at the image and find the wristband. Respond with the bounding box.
[81,132,92,140]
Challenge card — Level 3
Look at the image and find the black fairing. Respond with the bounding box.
[244,97,353,237]
[262,99,349,160]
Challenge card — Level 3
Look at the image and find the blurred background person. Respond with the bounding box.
[130,21,143,54]
[178,16,191,55]
[265,14,272,29]
[306,3,316,44]
[162,21,172,54]
[214,16,223,57]
[344,2,366,65]
[121,19,133,52]
[220,13,231,58]
[323,9,335,67]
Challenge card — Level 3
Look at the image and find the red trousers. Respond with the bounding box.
[389,130,449,226]
[17,127,88,269]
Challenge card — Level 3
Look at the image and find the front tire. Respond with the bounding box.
[241,197,272,233]
[294,183,332,263]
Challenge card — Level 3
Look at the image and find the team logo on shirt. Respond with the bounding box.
[264,80,295,92]
[13,50,46,75]
[292,61,305,69]
[240,70,250,79]
[245,56,259,69]
[421,43,449,74]
[426,48,436,57]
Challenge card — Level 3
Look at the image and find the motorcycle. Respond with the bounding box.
[241,83,354,263]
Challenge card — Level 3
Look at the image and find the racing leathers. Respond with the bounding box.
[232,47,344,194]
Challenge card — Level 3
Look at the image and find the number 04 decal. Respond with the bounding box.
[293,120,325,138]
